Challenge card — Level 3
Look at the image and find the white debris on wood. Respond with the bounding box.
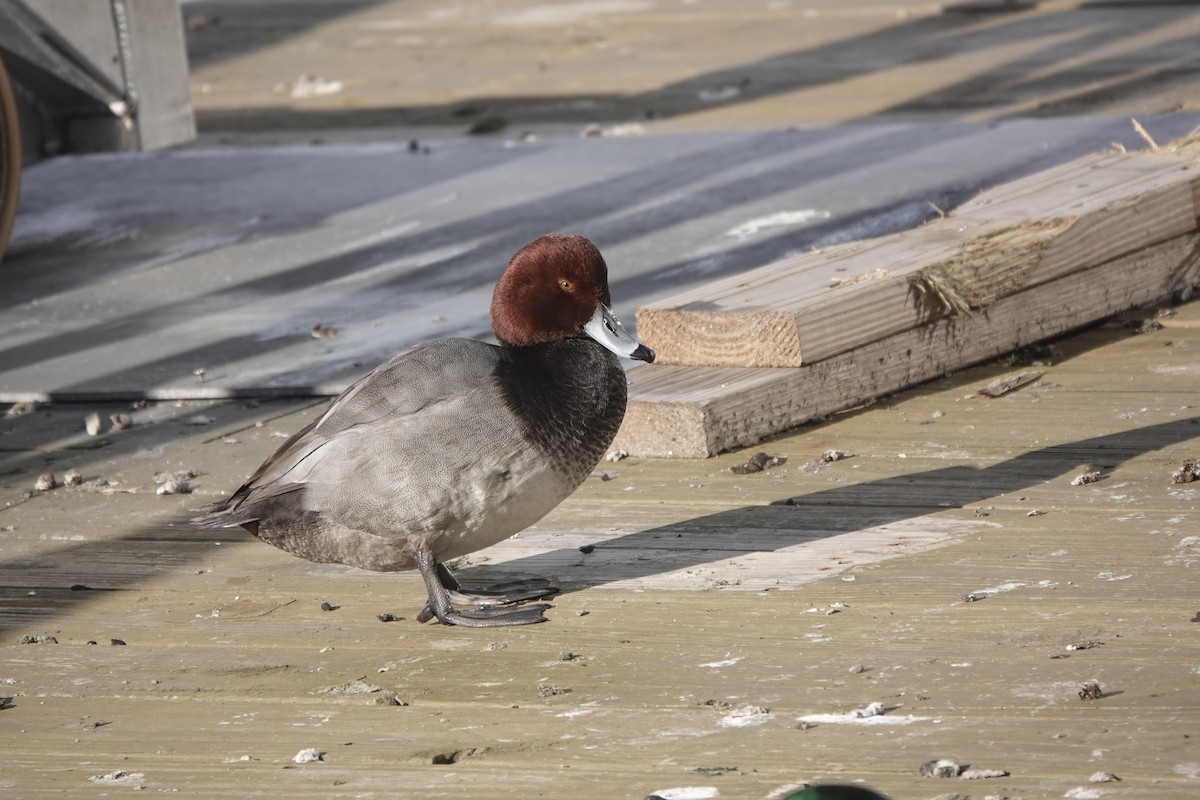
[963,580,1027,602]
[920,758,962,778]
[718,704,771,728]
[647,788,719,800]
[289,74,344,99]
[697,86,740,102]
[851,701,885,718]
[726,209,831,239]
[87,770,145,787]
[292,747,324,764]
[798,702,927,726]
[317,680,382,695]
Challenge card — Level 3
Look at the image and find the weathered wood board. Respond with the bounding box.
[637,150,1200,368]
[616,232,1200,457]
[3,300,1200,799]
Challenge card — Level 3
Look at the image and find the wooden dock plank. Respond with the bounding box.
[637,151,1200,368]
[617,232,1200,457]
[3,252,1200,800]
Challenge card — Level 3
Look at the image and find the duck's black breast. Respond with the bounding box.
[494,337,628,481]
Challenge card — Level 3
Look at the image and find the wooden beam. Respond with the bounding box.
[615,233,1200,457]
[636,152,1200,368]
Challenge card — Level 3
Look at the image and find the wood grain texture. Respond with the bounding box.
[638,152,1200,368]
[4,298,1200,799]
[616,232,1200,456]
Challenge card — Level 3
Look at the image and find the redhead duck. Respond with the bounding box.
[194,234,654,627]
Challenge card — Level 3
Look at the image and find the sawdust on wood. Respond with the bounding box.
[829,268,892,288]
[1159,123,1200,162]
[907,219,1075,319]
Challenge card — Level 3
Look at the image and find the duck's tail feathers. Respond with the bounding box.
[190,482,305,529]
[191,498,256,529]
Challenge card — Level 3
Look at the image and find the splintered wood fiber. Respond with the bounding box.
[908,218,1076,316]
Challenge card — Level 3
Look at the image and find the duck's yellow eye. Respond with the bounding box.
[559,279,574,292]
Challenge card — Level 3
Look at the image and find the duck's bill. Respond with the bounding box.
[582,304,656,363]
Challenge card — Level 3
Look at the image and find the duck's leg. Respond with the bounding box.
[415,548,552,627]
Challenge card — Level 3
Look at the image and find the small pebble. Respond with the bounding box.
[311,324,338,339]
[110,638,126,646]
[920,759,963,778]
[156,480,191,495]
[821,449,846,462]
[377,612,400,622]
[852,701,884,718]
[1078,681,1103,700]
[4,401,38,416]
[1071,471,1102,486]
[1066,640,1103,651]
[17,634,59,644]
[63,469,83,487]
[1136,318,1163,334]
[1088,772,1120,783]
[292,748,323,764]
[34,472,56,491]
[604,448,629,462]
[85,413,103,436]
[109,413,133,430]
[730,452,787,474]
[87,771,144,788]
[154,469,197,484]
[1172,460,1198,484]
[320,601,339,612]
[848,663,866,674]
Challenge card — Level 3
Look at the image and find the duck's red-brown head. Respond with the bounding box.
[490,234,654,362]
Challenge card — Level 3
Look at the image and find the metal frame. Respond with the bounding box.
[0,0,194,159]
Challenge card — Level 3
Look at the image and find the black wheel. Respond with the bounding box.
[0,55,21,263]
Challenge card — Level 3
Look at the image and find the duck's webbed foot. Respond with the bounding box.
[415,549,558,627]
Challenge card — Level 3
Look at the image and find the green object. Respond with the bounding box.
[782,785,889,800]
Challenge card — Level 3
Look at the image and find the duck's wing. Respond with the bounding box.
[193,339,502,527]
